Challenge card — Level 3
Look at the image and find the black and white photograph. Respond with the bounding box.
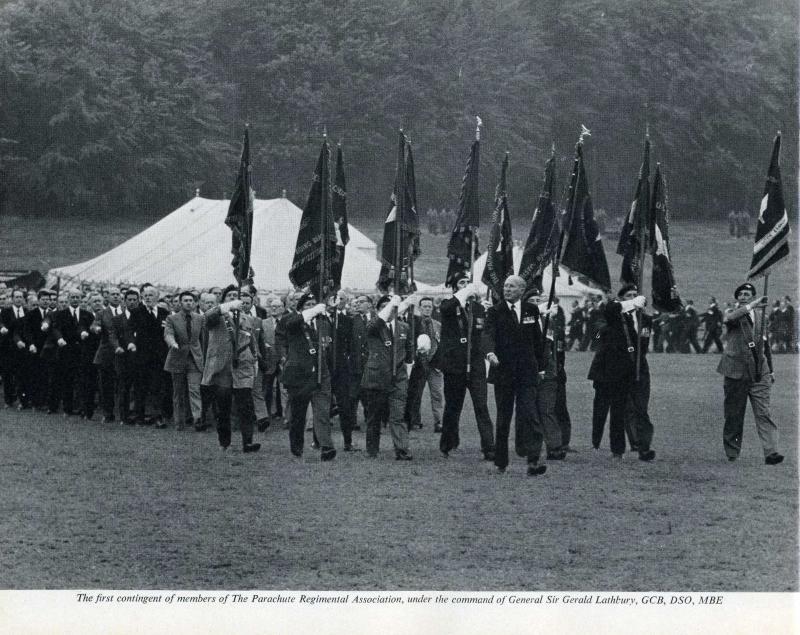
[0,1,797,632]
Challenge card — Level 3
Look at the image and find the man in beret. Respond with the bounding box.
[717,283,783,465]
[587,283,656,461]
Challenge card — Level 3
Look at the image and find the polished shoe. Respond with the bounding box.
[177,423,186,431]
[220,445,229,452]
[63,410,74,417]
[488,466,506,475]
[483,451,495,462]
[366,452,378,458]
[352,424,361,431]
[101,415,115,423]
[563,446,578,453]
[311,441,320,450]
[290,449,303,458]
[343,444,361,452]
[433,424,443,434]
[83,414,94,421]
[47,409,58,415]
[547,450,566,461]
[154,421,168,429]
[257,418,270,432]
[728,455,737,462]
[395,450,413,461]
[321,447,337,461]
[243,443,262,453]
[638,450,656,462]
[612,453,623,460]
[440,450,449,459]
[527,464,547,476]
[765,452,784,465]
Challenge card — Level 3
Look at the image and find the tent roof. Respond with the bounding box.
[50,197,381,290]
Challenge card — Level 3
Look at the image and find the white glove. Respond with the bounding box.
[397,300,410,315]
[80,331,89,340]
[170,342,180,350]
[481,300,492,310]
[632,295,647,309]
[220,299,243,313]
[416,334,431,353]
[115,347,124,355]
[16,341,25,349]
[454,284,477,306]
[40,322,49,332]
[302,303,327,323]
[486,352,500,367]
[57,338,67,347]
[0,326,7,335]
[91,324,101,334]
[127,342,136,352]
[390,295,402,307]
[29,344,37,354]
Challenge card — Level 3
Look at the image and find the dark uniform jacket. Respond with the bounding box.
[588,301,652,384]
[349,312,372,377]
[129,305,169,365]
[280,312,333,390]
[482,300,543,386]
[438,297,486,374]
[360,317,414,390]
[23,307,51,354]
[0,306,26,352]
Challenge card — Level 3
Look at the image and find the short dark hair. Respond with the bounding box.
[124,289,140,299]
[179,290,196,301]
[419,296,434,306]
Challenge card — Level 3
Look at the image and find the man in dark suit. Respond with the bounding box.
[0,288,29,408]
[275,291,301,429]
[79,293,104,419]
[483,276,554,476]
[329,291,359,450]
[717,283,783,464]
[360,295,415,460]
[91,294,120,422]
[701,297,724,353]
[112,289,141,424]
[280,292,335,460]
[438,273,495,460]
[587,284,656,461]
[23,289,53,410]
[350,295,374,430]
[50,289,93,416]
[129,285,170,426]
[164,290,205,430]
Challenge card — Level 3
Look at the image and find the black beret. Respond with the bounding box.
[617,283,638,298]
[734,283,756,299]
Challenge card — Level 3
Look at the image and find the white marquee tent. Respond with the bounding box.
[50,196,384,290]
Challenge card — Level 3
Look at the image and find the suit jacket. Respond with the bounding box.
[329,309,353,378]
[200,306,257,389]
[349,312,371,377]
[111,310,137,374]
[411,314,441,368]
[92,307,118,367]
[23,307,50,352]
[51,307,94,358]
[438,297,486,374]
[360,317,414,390]
[281,312,333,389]
[483,300,543,386]
[716,304,769,380]
[129,304,169,365]
[259,315,280,374]
[0,306,27,351]
[588,301,652,383]
[163,311,204,373]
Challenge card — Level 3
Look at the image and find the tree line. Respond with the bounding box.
[0,0,796,224]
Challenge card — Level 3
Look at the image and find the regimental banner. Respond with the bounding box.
[519,149,559,294]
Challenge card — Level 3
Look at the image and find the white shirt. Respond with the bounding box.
[14,307,23,319]
[71,307,79,321]
[507,300,521,323]
[625,309,638,333]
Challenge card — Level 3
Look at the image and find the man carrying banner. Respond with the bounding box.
[717,283,782,464]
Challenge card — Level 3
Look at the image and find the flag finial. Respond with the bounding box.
[475,116,482,141]
[322,125,327,138]
[646,122,650,139]
[578,125,591,145]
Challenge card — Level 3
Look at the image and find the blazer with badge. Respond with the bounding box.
[129,304,169,365]
[349,312,371,377]
[360,316,414,390]
[588,301,652,384]
[438,297,486,374]
[0,306,27,353]
[51,307,93,352]
[23,307,51,355]
[163,311,204,373]
[280,312,333,390]
[200,306,257,389]
[716,305,769,381]
[482,300,543,386]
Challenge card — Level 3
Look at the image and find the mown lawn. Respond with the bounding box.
[0,352,795,591]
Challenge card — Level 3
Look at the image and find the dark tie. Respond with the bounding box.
[185,313,192,341]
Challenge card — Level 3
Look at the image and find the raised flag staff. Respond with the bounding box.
[224,125,255,367]
[748,131,791,363]
[650,162,683,314]
[445,117,482,373]
[331,142,348,366]
[481,152,513,301]
[617,133,651,380]
[289,133,338,384]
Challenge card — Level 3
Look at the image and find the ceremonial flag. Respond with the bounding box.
[617,137,650,286]
[559,143,611,293]
[378,131,417,294]
[650,163,683,312]
[482,153,514,298]
[748,132,790,279]
[519,148,559,293]
[289,138,338,299]
[225,127,254,285]
[404,141,422,262]
[331,144,348,291]
[445,129,481,287]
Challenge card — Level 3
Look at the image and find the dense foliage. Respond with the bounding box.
[0,0,796,222]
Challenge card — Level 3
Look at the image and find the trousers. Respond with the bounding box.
[723,375,779,458]
[440,368,495,455]
[493,381,543,469]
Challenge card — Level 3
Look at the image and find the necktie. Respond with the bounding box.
[185,313,192,341]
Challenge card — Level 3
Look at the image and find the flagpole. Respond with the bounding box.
[317,132,329,386]
[635,132,650,383]
[392,130,405,378]
[759,273,770,377]
[465,118,481,375]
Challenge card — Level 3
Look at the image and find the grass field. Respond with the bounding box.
[1,352,796,591]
